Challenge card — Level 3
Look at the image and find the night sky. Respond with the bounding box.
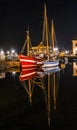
[0,0,77,53]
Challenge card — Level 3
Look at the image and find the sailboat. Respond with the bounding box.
[18,30,43,69]
[18,4,59,69]
[41,4,59,68]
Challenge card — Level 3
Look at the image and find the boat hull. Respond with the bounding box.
[42,60,59,68]
[18,54,39,69]
[42,66,60,73]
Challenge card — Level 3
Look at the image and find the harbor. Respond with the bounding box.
[1,1,77,129]
[0,4,77,70]
[0,59,77,129]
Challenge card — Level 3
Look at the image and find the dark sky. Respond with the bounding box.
[0,0,77,52]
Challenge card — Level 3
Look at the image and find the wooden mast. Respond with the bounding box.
[51,19,58,51]
[20,28,32,56]
[51,19,55,50]
[26,30,31,56]
[42,4,49,52]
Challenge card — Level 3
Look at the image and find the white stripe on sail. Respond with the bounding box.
[20,71,36,78]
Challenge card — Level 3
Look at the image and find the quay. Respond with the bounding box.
[59,54,77,61]
[0,59,20,70]
[0,54,77,71]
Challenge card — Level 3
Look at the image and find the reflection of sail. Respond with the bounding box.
[19,68,43,104]
[19,66,60,126]
[22,79,34,104]
[47,73,51,126]
[52,72,60,110]
[43,69,60,126]
[19,68,37,104]
[19,68,37,81]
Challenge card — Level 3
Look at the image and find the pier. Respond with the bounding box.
[59,54,77,61]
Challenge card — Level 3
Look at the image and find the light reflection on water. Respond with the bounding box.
[0,61,77,129]
[19,66,60,126]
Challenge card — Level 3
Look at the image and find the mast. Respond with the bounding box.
[20,28,32,55]
[51,19,58,51]
[42,4,49,51]
[51,19,54,50]
[26,30,31,56]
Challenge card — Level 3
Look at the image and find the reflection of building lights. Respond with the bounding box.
[12,71,16,80]
[75,48,77,52]
[73,62,77,68]
[73,62,77,76]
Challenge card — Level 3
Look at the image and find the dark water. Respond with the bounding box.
[0,61,77,129]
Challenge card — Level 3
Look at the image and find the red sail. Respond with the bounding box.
[19,68,37,81]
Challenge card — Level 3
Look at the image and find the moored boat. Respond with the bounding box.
[18,54,38,69]
[40,4,59,68]
[42,60,59,68]
[18,54,43,69]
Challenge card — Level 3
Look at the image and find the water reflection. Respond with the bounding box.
[1,61,77,128]
[0,67,20,79]
[72,61,77,76]
[0,63,67,126]
[0,72,5,79]
[19,66,60,126]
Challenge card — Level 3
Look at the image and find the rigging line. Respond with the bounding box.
[20,40,27,54]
